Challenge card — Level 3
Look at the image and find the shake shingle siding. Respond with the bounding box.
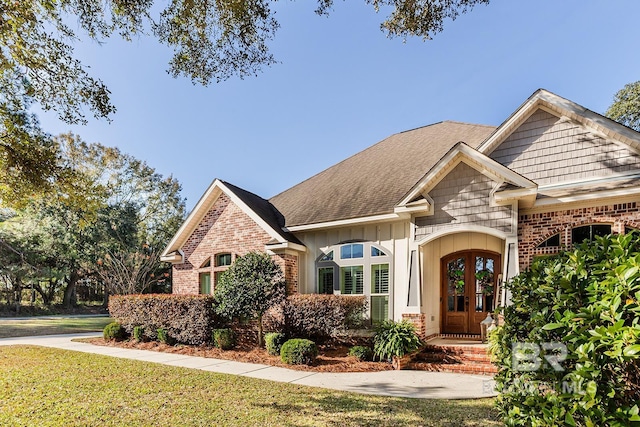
[414,162,512,239]
[490,110,640,185]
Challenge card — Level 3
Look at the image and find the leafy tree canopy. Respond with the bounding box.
[0,0,489,205]
[215,252,286,346]
[606,80,640,132]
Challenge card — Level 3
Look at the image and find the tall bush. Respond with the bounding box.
[491,233,640,426]
[282,294,367,341]
[108,294,218,345]
[215,252,286,347]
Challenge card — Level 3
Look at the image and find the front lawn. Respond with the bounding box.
[0,316,112,338]
[0,346,499,426]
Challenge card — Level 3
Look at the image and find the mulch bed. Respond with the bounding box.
[87,338,393,373]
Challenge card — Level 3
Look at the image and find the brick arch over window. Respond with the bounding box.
[518,202,640,269]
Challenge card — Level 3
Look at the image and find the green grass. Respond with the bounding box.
[0,346,500,426]
[0,316,112,338]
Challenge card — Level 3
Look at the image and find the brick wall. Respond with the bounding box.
[518,201,640,268]
[172,193,299,295]
[402,313,426,340]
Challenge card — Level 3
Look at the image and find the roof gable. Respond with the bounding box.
[478,89,640,157]
[397,142,537,210]
[161,179,302,260]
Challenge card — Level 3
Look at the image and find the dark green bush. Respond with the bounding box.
[282,294,367,341]
[373,320,422,361]
[491,233,640,426]
[103,322,126,341]
[156,328,172,344]
[348,345,373,361]
[108,294,218,345]
[280,338,318,365]
[133,326,144,342]
[265,332,286,356]
[212,328,235,350]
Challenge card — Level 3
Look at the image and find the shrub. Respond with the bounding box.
[157,328,174,345]
[212,328,235,350]
[491,233,640,426]
[103,322,126,341]
[133,326,144,342]
[108,294,218,345]
[215,252,286,347]
[373,320,422,361]
[280,338,318,365]
[283,295,367,341]
[348,345,373,361]
[265,332,286,356]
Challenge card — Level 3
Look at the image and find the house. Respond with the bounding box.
[161,89,640,339]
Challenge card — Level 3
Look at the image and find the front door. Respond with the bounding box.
[441,251,500,335]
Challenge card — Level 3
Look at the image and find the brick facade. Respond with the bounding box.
[518,201,640,268]
[402,313,427,340]
[172,193,299,295]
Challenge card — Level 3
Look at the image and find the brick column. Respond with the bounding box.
[402,313,426,340]
[271,253,299,295]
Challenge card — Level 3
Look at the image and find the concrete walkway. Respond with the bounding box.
[0,333,497,400]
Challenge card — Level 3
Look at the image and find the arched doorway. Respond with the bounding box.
[441,250,500,335]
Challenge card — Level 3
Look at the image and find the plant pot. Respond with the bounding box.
[392,354,412,370]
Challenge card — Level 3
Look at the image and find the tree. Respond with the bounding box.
[215,252,286,347]
[606,80,640,132]
[0,1,489,205]
[0,133,185,307]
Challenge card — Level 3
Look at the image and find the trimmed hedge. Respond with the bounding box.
[348,345,373,361]
[103,322,126,341]
[265,332,286,356]
[282,295,367,341]
[108,294,218,345]
[212,328,234,350]
[280,338,318,365]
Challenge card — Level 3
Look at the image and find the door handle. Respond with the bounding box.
[465,296,469,305]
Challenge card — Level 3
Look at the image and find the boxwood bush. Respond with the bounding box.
[282,295,367,341]
[348,345,373,361]
[108,294,219,345]
[212,328,235,350]
[280,338,318,365]
[103,322,126,341]
[491,233,640,426]
[265,332,287,356]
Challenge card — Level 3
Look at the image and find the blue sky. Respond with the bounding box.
[37,0,640,211]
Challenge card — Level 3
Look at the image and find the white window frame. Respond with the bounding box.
[316,242,392,323]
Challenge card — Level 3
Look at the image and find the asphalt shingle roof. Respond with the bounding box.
[269,121,496,227]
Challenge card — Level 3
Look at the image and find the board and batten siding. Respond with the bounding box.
[295,220,411,322]
[489,109,640,185]
[414,162,513,239]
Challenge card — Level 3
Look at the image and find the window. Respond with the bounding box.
[371,247,387,257]
[318,267,334,294]
[199,272,211,294]
[215,253,232,267]
[341,266,364,294]
[214,271,225,288]
[537,234,560,248]
[317,242,392,323]
[200,258,211,268]
[625,227,638,235]
[319,251,334,261]
[572,224,611,244]
[371,264,389,294]
[340,244,363,259]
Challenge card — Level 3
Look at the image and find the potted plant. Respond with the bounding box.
[373,320,423,370]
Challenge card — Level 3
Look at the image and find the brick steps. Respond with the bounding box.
[407,341,497,375]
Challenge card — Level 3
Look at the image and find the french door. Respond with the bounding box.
[441,251,500,335]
